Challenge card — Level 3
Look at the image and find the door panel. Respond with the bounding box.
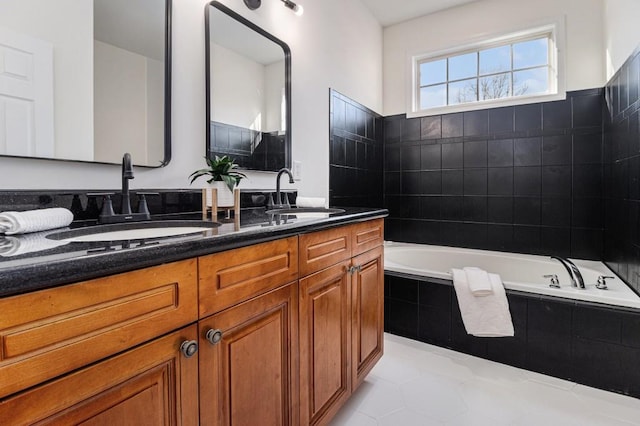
[351,246,384,390]
[299,261,351,425]
[0,26,54,157]
[199,283,298,426]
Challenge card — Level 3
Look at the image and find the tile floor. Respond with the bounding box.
[329,333,640,425]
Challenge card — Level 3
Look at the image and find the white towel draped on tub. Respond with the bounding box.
[464,266,493,296]
[0,208,73,235]
[451,268,514,337]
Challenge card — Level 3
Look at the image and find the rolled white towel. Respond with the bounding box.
[464,267,494,296]
[0,231,69,257]
[296,196,326,208]
[0,208,74,235]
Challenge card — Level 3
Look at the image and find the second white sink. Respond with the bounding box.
[47,221,220,242]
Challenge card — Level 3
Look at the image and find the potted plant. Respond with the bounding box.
[189,155,246,207]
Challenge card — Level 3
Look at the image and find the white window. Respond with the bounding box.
[410,22,565,116]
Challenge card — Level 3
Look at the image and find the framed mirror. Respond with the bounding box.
[206,1,291,172]
[0,0,171,167]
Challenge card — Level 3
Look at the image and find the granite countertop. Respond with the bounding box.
[0,207,387,298]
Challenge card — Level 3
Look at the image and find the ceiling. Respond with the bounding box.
[94,0,165,61]
[359,0,481,27]
[209,5,284,66]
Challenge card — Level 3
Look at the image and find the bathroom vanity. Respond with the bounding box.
[0,209,385,425]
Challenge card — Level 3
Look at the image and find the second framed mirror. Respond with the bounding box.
[205,1,291,171]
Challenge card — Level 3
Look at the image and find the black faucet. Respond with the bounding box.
[121,153,134,215]
[95,153,154,224]
[274,168,294,209]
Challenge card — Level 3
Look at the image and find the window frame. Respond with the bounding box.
[407,19,566,118]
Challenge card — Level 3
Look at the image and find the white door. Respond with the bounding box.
[0,26,54,158]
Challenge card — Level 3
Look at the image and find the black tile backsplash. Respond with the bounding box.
[604,45,640,295]
[329,89,384,208]
[384,89,604,259]
[0,189,206,223]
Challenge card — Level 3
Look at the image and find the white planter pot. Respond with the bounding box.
[212,181,235,207]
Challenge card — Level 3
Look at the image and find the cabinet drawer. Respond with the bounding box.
[299,226,352,277]
[0,259,198,399]
[0,325,199,425]
[351,219,384,257]
[198,237,298,317]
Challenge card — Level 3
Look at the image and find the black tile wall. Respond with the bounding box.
[604,45,640,295]
[209,122,286,172]
[384,89,604,259]
[385,272,640,398]
[329,89,384,208]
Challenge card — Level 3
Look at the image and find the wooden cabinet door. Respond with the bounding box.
[198,283,299,426]
[0,325,199,425]
[351,246,384,390]
[299,261,351,426]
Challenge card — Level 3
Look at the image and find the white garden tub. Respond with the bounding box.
[384,242,640,309]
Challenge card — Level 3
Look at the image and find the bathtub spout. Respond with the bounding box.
[550,256,586,289]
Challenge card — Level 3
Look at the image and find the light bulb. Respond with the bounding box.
[282,0,303,16]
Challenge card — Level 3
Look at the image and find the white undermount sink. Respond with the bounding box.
[265,207,345,218]
[46,220,220,242]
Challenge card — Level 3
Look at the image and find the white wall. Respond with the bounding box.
[0,0,383,202]
[94,41,148,164]
[383,0,606,116]
[604,0,640,80]
[210,44,284,132]
[0,0,93,162]
[210,42,265,130]
[146,57,165,165]
[264,60,285,132]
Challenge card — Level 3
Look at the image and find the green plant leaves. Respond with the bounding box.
[189,156,247,190]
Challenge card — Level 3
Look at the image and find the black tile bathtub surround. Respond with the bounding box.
[329,89,384,209]
[604,45,640,295]
[385,274,640,398]
[384,89,605,259]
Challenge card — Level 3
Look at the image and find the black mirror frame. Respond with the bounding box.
[0,0,172,169]
[205,1,292,171]
[161,0,172,167]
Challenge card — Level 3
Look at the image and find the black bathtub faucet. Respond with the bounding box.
[550,256,585,289]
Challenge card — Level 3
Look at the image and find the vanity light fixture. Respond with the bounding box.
[243,0,303,16]
[243,0,261,10]
[281,0,304,15]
